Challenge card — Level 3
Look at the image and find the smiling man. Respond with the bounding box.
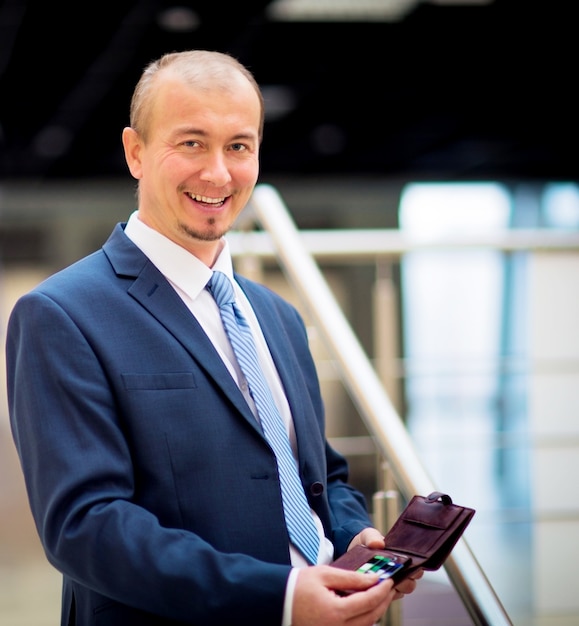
[6,50,420,626]
[122,53,262,265]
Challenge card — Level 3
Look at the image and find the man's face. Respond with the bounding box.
[123,72,261,265]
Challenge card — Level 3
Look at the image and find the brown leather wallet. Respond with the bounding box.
[331,491,475,586]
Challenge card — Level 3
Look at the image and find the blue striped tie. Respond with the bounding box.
[207,271,320,565]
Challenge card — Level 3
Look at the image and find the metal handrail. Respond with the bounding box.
[234,183,513,626]
[229,224,579,261]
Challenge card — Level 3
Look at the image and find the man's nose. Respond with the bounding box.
[199,152,232,186]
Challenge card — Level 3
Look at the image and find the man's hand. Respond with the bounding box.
[291,564,399,626]
[346,527,388,551]
[291,527,424,626]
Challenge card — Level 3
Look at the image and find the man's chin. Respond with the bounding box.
[179,221,227,243]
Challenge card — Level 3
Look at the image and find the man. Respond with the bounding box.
[6,50,420,626]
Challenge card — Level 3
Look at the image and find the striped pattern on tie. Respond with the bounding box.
[207,271,320,565]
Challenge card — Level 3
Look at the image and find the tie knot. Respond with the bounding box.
[208,271,235,307]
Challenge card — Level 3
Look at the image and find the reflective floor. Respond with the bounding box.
[0,421,61,626]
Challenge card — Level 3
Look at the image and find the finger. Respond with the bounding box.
[342,578,397,623]
[326,568,383,595]
[394,578,417,595]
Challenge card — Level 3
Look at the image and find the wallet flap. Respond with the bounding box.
[383,492,475,568]
[400,497,465,530]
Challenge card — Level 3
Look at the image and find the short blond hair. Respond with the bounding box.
[129,50,265,142]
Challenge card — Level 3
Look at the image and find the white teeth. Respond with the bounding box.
[190,193,224,204]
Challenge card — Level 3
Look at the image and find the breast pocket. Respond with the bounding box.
[121,372,197,390]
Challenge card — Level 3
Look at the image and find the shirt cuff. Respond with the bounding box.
[282,568,300,626]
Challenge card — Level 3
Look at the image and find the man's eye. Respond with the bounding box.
[231,143,246,152]
[183,140,199,148]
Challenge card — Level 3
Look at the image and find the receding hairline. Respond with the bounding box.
[129,50,265,141]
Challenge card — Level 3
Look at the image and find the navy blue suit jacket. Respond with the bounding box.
[6,223,372,625]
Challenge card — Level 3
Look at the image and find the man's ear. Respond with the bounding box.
[121,127,143,180]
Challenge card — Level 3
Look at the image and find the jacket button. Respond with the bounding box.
[310,482,324,496]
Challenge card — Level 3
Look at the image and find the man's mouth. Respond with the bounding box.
[187,193,226,207]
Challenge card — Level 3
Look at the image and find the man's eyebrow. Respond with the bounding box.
[173,126,207,137]
[230,132,259,143]
[173,127,258,142]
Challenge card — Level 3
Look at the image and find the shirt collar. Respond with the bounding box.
[124,210,235,300]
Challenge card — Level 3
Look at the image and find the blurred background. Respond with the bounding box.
[1,1,578,625]
[1,0,577,181]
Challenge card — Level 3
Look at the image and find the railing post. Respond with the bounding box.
[373,462,402,626]
[373,260,402,414]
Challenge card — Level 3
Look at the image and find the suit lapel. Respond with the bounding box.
[103,225,261,432]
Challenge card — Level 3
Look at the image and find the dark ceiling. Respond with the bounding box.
[0,0,576,183]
